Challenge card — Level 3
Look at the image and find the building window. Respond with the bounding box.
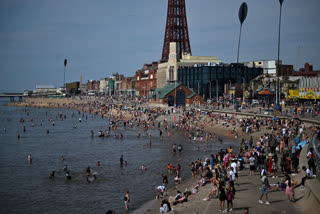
[137,77,140,81]
[150,74,153,79]
[169,66,174,81]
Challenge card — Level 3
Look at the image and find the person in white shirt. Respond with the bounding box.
[249,154,256,176]
[229,169,235,182]
[300,166,312,190]
[230,159,238,184]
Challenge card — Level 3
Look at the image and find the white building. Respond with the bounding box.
[244,60,282,75]
[33,85,59,96]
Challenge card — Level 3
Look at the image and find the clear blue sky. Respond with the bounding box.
[1,0,319,92]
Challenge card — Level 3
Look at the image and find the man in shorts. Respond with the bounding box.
[249,154,255,176]
[258,172,270,205]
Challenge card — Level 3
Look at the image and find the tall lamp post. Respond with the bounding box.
[237,3,248,107]
[276,0,284,110]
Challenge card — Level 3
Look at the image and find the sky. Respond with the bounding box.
[0,0,319,92]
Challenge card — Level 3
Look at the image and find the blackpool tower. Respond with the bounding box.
[161,0,192,62]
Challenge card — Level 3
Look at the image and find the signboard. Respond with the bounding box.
[287,90,299,99]
[245,91,249,98]
[306,89,315,99]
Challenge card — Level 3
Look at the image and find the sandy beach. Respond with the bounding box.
[8,97,316,214]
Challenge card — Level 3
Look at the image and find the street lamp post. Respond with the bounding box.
[276,0,284,109]
[229,80,233,110]
[216,79,218,101]
[209,81,212,100]
[243,77,245,104]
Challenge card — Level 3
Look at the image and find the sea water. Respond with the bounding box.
[0,100,238,213]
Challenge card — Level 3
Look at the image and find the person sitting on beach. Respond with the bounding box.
[203,168,213,181]
[195,176,207,189]
[160,199,172,213]
[173,192,188,205]
[203,180,219,201]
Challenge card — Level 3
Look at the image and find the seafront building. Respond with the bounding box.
[157,42,221,89]
[135,62,158,97]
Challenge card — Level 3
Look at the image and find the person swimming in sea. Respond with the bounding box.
[28,154,32,164]
[140,164,147,171]
[86,174,97,183]
[86,166,91,176]
[49,171,55,179]
[66,171,72,180]
[120,155,124,165]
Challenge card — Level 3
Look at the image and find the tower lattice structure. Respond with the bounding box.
[161,0,192,62]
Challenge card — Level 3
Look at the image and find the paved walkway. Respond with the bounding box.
[171,165,305,214]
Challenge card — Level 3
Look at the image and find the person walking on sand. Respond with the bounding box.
[258,171,270,205]
[284,174,295,202]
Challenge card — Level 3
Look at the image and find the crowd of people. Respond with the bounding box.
[8,97,319,214]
